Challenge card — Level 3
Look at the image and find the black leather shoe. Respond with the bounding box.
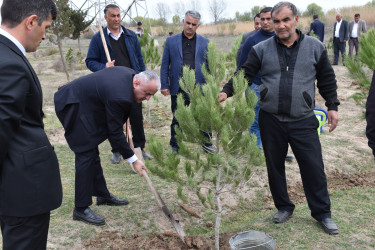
[97,193,129,206]
[319,218,339,235]
[111,152,121,164]
[171,146,179,153]
[272,210,293,223]
[285,154,294,162]
[73,207,105,226]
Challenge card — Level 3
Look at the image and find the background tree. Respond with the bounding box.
[188,0,201,12]
[208,0,227,24]
[148,42,263,249]
[155,2,171,25]
[303,3,324,17]
[173,1,186,22]
[250,5,266,18]
[345,28,375,110]
[70,8,94,53]
[50,0,74,81]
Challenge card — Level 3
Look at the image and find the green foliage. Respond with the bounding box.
[307,30,319,40]
[235,11,252,22]
[345,28,375,109]
[138,29,161,70]
[303,3,324,17]
[216,24,226,36]
[65,47,85,70]
[70,9,94,40]
[228,23,236,35]
[225,35,242,76]
[250,5,266,18]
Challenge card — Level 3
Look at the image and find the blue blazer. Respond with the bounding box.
[85,26,145,73]
[333,20,349,42]
[160,32,209,95]
[308,19,325,42]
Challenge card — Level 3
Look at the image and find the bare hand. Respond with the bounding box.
[106,60,115,68]
[327,110,339,132]
[218,92,227,102]
[132,160,148,176]
[161,89,170,96]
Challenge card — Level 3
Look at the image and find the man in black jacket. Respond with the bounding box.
[54,67,159,226]
[220,2,340,235]
[0,0,62,248]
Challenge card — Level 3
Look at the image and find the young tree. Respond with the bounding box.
[208,0,227,24]
[303,3,324,17]
[70,9,94,53]
[148,42,263,249]
[137,28,161,70]
[50,0,74,81]
[345,28,375,109]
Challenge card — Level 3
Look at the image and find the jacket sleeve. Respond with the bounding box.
[0,61,28,163]
[85,34,106,72]
[366,71,375,157]
[315,49,340,111]
[236,34,247,67]
[222,48,260,97]
[160,38,171,90]
[239,37,254,68]
[134,36,145,72]
[344,21,349,41]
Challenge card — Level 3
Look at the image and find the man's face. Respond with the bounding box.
[105,7,121,32]
[273,7,299,42]
[354,16,360,23]
[254,16,261,32]
[336,14,342,22]
[26,14,53,52]
[133,78,158,103]
[182,14,200,38]
[260,12,274,32]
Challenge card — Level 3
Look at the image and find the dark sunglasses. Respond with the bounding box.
[185,21,198,26]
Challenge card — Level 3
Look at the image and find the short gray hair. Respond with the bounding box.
[271,2,297,18]
[135,71,161,90]
[185,10,201,21]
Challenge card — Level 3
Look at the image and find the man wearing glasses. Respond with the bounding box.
[160,10,210,153]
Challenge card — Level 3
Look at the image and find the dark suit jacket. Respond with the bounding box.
[236,30,257,67]
[54,67,135,159]
[160,32,209,95]
[0,35,62,217]
[307,19,325,42]
[333,20,349,42]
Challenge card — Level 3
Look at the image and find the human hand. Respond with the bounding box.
[106,60,115,68]
[161,89,170,96]
[132,160,148,176]
[218,92,227,102]
[327,110,339,132]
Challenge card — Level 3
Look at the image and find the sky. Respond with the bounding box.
[0,0,371,24]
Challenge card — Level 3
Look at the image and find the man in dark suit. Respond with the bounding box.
[332,13,349,65]
[86,4,153,163]
[160,10,210,152]
[348,13,367,58]
[0,0,62,249]
[54,67,159,226]
[307,14,325,42]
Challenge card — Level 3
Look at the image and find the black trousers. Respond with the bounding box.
[259,110,331,221]
[333,37,346,64]
[170,89,212,148]
[0,212,50,250]
[111,101,146,152]
[74,147,111,207]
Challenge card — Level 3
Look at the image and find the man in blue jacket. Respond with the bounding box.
[160,10,210,152]
[86,4,153,163]
[307,14,324,42]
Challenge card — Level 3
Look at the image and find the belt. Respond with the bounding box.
[350,37,358,39]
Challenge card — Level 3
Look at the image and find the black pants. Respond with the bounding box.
[333,37,346,64]
[259,110,331,221]
[111,101,146,152]
[74,147,111,207]
[0,212,50,250]
[170,90,211,148]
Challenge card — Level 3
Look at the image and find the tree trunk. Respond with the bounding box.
[57,37,70,81]
[215,165,222,250]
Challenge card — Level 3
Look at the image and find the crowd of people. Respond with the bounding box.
[0,0,374,248]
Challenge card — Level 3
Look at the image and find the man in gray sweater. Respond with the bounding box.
[219,2,340,235]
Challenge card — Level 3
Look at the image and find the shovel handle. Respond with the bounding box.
[97,20,112,63]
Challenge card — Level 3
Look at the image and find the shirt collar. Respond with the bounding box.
[0,27,26,55]
[107,27,124,40]
[275,29,302,48]
[182,31,196,40]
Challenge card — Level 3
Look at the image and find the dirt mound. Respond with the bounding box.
[84,230,233,250]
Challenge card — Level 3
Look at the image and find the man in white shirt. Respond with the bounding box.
[348,13,367,58]
[332,13,348,65]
